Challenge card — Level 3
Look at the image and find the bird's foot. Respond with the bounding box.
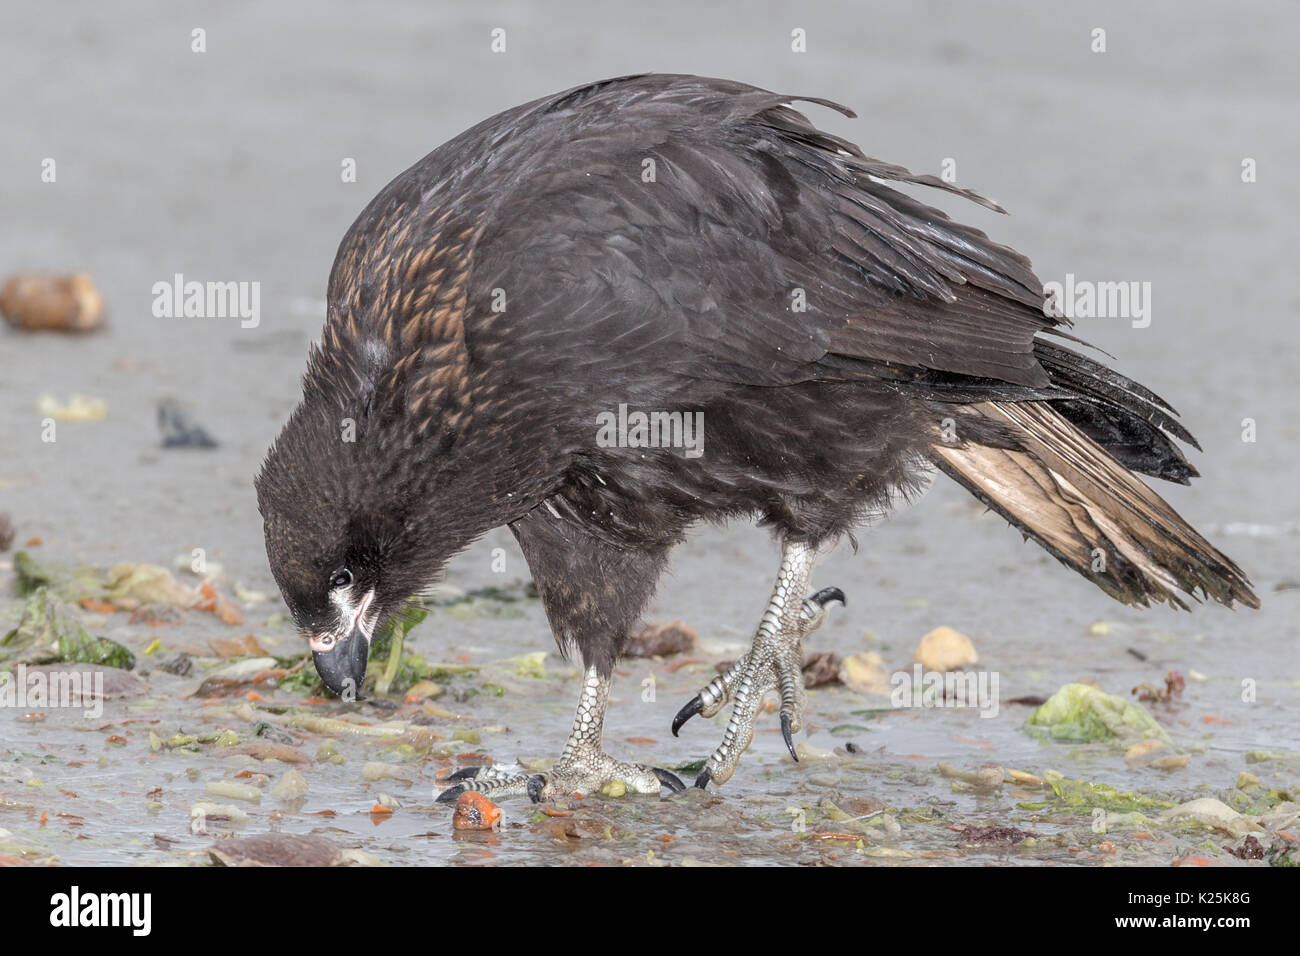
[674,581,844,789]
[436,750,685,804]
[437,664,684,804]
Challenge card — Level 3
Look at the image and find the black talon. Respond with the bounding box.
[526,774,547,803]
[436,784,467,805]
[653,767,687,793]
[694,767,711,790]
[672,695,703,737]
[781,713,799,762]
[447,766,483,782]
[810,586,846,608]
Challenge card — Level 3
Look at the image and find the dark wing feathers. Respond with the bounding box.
[464,74,1065,390]
[826,285,1055,386]
[371,75,1198,483]
[633,78,1063,386]
[744,99,1059,385]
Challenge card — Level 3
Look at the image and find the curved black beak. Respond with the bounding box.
[312,627,370,701]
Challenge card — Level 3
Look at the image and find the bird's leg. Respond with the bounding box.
[527,666,685,801]
[672,540,844,789]
[436,666,685,804]
[670,590,840,734]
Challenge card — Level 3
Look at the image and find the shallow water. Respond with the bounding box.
[1,0,1298,866]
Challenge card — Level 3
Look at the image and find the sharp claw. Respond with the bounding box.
[810,586,846,608]
[653,767,687,793]
[526,774,547,803]
[694,767,711,790]
[780,713,799,762]
[435,784,466,805]
[447,766,482,782]
[672,695,703,737]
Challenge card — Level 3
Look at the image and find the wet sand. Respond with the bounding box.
[1,0,1297,865]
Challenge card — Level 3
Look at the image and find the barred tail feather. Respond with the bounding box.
[929,401,1259,610]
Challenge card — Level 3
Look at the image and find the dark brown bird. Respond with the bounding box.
[255,73,1258,803]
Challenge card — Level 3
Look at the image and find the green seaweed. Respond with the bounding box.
[1245,750,1299,764]
[1,588,134,669]
[12,551,104,601]
[14,551,54,596]
[370,603,430,695]
[369,603,429,660]
[425,661,479,678]
[276,667,321,694]
[1026,682,1172,744]
[1269,847,1300,867]
[59,630,135,669]
[1044,770,1175,812]
[501,651,547,679]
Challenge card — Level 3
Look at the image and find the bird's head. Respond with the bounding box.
[256,496,417,701]
[254,399,445,701]
[256,301,509,699]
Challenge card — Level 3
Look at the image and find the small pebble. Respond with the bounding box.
[914,626,978,672]
[271,769,309,801]
[0,273,104,332]
[206,780,262,803]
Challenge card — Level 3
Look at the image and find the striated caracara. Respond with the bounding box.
[255,74,1258,803]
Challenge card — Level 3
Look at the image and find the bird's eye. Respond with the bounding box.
[329,569,353,590]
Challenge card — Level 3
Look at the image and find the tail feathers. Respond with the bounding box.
[930,401,1259,610]
[1033,340,1199,484]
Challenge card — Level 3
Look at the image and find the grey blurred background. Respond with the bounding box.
[2,0,1296,700]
